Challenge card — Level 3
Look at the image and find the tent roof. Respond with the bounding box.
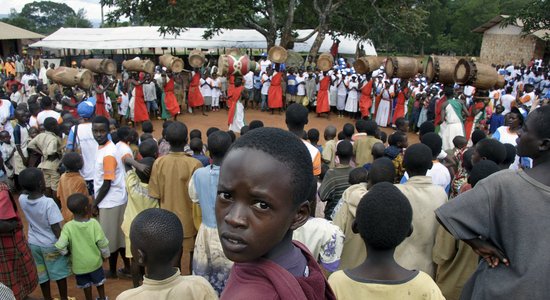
[30,26,376,55]
[472,15,550,39]
[0,21,45,40]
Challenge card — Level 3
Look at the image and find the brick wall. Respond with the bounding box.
[479,33,540,65]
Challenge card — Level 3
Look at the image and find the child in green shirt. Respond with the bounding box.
[55,193,110,300]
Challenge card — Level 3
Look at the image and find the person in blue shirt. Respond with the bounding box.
[489,104,505,134]
[286,68,298,107]
[253,70,262,109]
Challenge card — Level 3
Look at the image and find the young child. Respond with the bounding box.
[328,182,445,299]
[488,104,505,134]
[321,125,337,168]
[216,127,336,299]
[148,122,203,275]
[189,131,233,294]
[120,139,160,287]
[395,117,409,133]
[471,137,506,166]
[26,117,63,206]
[0,130,15,186]
[362,142,385,170]
[12,108,31,191]
[116,208,217,300]
[332,157,395,271]
[55,193,110,300]
[190,138,210,167]
[18,168,71,300]
[384,131,408,182]
[319,140,353,219]
[141,120,154,138]
[228,77,246,133]
[307,128,323,153]
[57,152,90,222]
[353,120,382,166]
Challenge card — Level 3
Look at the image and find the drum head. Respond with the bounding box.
[268,46,288,63]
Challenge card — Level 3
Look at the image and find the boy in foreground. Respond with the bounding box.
[216,127,335,299]
[328,182,444,299]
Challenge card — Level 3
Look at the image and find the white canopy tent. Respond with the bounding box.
[30,27,377,55]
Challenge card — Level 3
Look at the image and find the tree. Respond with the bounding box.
[502,0,550,39]
[64,9,93,29]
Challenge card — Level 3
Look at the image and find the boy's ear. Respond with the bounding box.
[137,249,146,266]
[352,220,359,234]
[290,200,310,230]
[539,138,550,152]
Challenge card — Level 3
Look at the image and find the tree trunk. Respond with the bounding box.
[279,0,297,49]
[308,27,327,60]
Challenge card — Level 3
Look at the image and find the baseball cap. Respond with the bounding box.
[77,100,95,118]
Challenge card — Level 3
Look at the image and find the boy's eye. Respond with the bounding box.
[252,201,270,210]
[218,192,232,200]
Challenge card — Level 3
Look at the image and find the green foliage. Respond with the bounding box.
[2,1,93,34]
[502,0,550,39]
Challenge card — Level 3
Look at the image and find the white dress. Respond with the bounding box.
[439,103,465,151]
[375,89,391,127]
[344,82,359,113]
[228,101,245,133]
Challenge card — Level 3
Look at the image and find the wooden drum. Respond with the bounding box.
[454,59,500,90]
[122,59,155,74]
[159,54,184,73]
[80,59,117,75]
[46,67,93,89]
[268,46,288,64]
[217,54,258,76]
[385,57,420,79]
[317,53,334,72]
[353,56,385,74]
[425,56,459,84]
[189,50,206,68]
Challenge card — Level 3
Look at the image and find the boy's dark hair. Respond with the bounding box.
[356,182,412,250]
[165,122,188,147]
[503,143,517,166]
[62,152,83,172]
[109,118,119,129]
[307,128,320,143]
[249,120,264,130]
[403,143,433,175]
[378,131,388,144]
[136,157,156,183]
[421,132,442,158]
[226,130,236,143]
[468,160,500,187]
[337,131,345,141]
[162,120,174,129]
[369,158,396,185]
[67,193,89,215]
[19,167,43,192]
[92,115,110,130]
[139,139,158,159]
[343,123,355,138]
[130,208,183,264]
[418,121,435,138]
[324,125,337,139]
[475,138,506,164]
[462,148,475,172]
[40,96,52,109]
[349,167,369,185]
[355,119,367,133]
[286,103,309,130]
[240,125,250,136]
[471,129,487,146]
[142,120,153,133]
[229,127,313,206]
[110,132,120,144]
[208,131,232,160]
[395,117,407,129]
[452,136,468,149]
[388,131,406,147]
[190,129,202,140]
[336,140,353,160]
[43,117,58,132]
[206,127,220,137]
[372,142,386,159]
[140,133,154,142]
[529,105,550,139]
[190,138,203,153]
[364,120,378,136]
[117,126,132,142]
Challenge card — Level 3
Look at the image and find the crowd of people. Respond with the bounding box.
[0,51,549,300]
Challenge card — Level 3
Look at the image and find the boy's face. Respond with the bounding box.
[15,111,29,125]
[0,133,10,143]
[517,115,545,158]
[398,121,409,132]
[92,123,109,145]
[216,148,308,263]
[29,128,39,139]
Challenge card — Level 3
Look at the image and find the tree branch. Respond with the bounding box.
[294,27,320,42]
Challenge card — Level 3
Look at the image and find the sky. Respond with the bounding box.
[0,0,116,25]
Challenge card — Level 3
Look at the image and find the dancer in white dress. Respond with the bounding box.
[375,81,393,127]
[439,96,468,151]
[344,75,359,115]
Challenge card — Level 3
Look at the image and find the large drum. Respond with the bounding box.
[217,54,259,76]
[454,58,500,90]
[268,46,288,64]
[81,59,117,75]
[354,56,385,74]
[317,53,334,72]
[424,56,459,84]
[159,54,184,73]
[122,59,155,74]
[385,57,421,79]
[189,50,206,68]
[46,67,93,89]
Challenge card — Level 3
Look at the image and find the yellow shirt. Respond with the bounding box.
[27,131,63,170]
[121,170,159,241]
[328,270,445,300]
[353,136,382,166]
[322,139,337,168]
[148,152,202,238]
[116,268,218,300]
